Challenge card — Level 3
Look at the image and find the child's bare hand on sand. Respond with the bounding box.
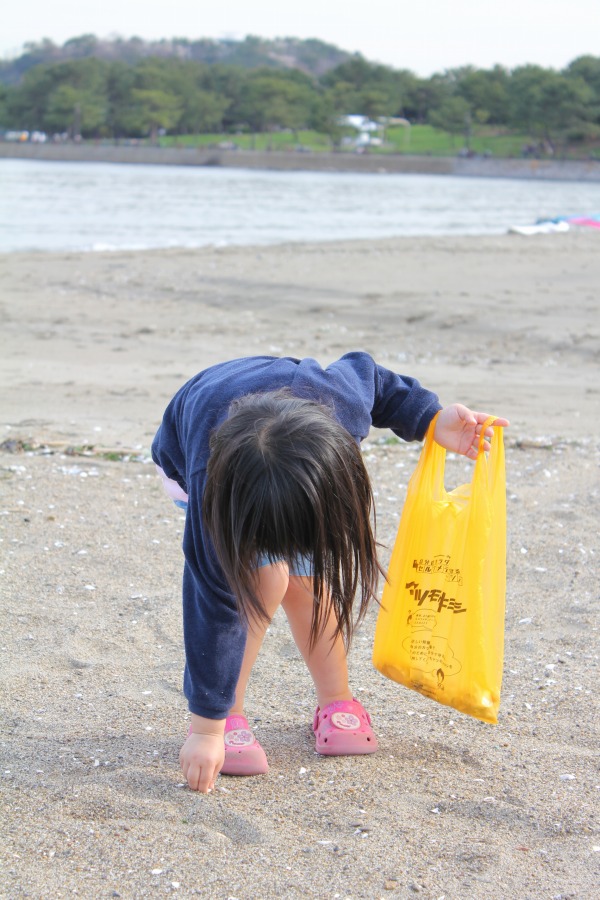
[179,717,225,793]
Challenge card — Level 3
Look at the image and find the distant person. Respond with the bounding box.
[152,352,508,792]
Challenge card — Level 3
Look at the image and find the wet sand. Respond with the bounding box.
[1,233,599,898]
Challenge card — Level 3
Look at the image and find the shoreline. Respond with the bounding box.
[2,141,600,181]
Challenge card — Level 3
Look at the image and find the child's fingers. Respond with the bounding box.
[473,413,510,431]
[209,767,220,793]
[179,732,223,793]
[187,760,221,794]
[179,750,205,792]
[467,436,494,458]
[474,421,509,442]
[188,762,208,793]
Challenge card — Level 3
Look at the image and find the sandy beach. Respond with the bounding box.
[1,233,599,898]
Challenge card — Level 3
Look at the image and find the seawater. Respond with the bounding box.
[1,158,599,253]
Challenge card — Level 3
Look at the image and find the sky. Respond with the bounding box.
[2,0,598,76]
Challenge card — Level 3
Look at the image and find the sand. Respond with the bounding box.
[1,233,599,899]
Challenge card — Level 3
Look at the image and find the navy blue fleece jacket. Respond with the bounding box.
[151,352,441,719]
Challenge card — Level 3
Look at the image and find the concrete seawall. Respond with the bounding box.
[2,142,600,182]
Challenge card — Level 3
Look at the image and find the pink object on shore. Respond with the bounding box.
[568,217,600,229]
[313,699,379,755]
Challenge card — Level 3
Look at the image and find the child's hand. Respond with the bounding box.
[434,404,509,460]
[179,719,225,793]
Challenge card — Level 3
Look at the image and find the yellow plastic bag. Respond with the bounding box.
[372,414,506,723]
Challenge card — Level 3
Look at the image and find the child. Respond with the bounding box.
[152,352,508,793]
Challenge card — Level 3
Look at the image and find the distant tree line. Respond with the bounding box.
[1,36,599,152]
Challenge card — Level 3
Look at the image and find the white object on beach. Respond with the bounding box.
[508,220,570,235]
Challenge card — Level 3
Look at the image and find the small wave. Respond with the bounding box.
[90,242,119,252]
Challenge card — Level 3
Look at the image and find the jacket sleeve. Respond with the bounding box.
[180,480,248,719]
[371,359,441,441]
[329,352,441,442]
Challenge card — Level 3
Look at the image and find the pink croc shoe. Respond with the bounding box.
[220,714,269,776]
[313,699,378,756]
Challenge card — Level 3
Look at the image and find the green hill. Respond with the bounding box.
[0,34,351,86]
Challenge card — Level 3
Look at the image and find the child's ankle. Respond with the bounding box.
[316,690,354,708]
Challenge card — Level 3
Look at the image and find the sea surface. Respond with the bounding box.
[2,158,600,253]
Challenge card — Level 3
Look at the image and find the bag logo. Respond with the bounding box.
[413,556,463,585]
[406,581,466,614]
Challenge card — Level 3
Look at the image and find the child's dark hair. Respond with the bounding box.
[203,390,384,649]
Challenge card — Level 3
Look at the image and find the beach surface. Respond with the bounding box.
[1,233,599,898]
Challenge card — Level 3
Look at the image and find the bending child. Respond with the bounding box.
[151,352,508,793]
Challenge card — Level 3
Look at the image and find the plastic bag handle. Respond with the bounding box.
[477,416,500,455]
[419,413,502,501]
